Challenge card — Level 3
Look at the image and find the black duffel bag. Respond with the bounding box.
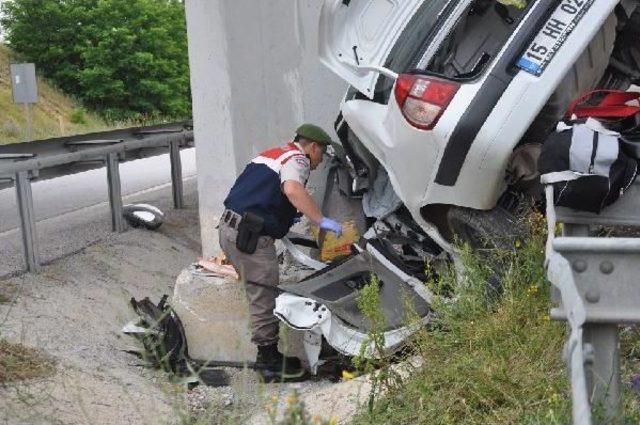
[539,119,638,213]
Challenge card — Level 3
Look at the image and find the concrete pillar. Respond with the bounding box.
[185,0,238,258]
[185,0,346,258]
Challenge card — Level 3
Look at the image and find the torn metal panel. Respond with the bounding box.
[281,237,326,271]
[280,244,430,333]
[277,218,439,374]
[274,292,426,374]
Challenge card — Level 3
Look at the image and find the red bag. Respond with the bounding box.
[566,90,640,120]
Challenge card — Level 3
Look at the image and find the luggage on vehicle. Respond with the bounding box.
[566,90,640,130]
[540,91,640,213]
[566,90,640,159]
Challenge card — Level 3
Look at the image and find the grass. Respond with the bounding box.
[352,213,640,424]
[0,44,142,145]
[0,338,56,383]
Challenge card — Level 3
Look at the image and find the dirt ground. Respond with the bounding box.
[0,194,374,425]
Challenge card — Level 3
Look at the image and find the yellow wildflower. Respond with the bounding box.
[342,370,357,381]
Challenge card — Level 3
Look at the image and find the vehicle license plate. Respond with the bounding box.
[517,0,595,76]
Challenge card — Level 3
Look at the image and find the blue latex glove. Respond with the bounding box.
[320,217,342,236]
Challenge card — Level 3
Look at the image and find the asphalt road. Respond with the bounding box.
[0,148,198,276]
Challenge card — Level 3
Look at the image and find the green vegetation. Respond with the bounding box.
[352,214,640,424]
[69,108,88,125]
[353,275,400,414]
[0,339,56,383]
[1,0,190,121]
[0,44,111,144]
[266,391,337,425]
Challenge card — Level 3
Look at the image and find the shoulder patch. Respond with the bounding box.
[295,155,310,168]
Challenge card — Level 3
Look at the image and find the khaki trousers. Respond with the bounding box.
[218,220,280,346]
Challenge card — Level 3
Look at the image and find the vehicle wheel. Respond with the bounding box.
[520,12,618,144]
[446,205,522,252]
[446,206,524,299]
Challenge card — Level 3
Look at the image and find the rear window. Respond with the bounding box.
[366,0,453,103]
[371,0,534,103]
[426,0,533,79]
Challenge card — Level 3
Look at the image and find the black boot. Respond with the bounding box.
[255,344,306,383]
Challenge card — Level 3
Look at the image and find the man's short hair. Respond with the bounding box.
[296,137,327,153]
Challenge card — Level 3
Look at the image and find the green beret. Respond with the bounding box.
[296,123,332,146]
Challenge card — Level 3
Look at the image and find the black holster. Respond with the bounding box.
[236,212,264,254]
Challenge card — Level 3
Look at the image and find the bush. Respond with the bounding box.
[1,0,191,121]
[69,108,86,125]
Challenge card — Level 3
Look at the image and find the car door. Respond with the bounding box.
[318,0,439,98]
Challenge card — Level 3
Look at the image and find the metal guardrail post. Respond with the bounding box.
[547,173,640,424]
[1,124,193,275]
[106,153,125,232]
[562,223,622,420]
[583,324,621,422]
[14,170,40,272]
[169,138,184,209]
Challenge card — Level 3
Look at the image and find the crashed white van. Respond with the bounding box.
[276,0,640,371]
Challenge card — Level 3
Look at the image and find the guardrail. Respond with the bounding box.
[545,180,640,424]
[0,122,194,273]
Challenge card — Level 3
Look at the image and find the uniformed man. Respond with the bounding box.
[218,123,342,382]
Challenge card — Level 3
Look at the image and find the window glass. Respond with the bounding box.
[370,0,533,104]
[427,0,533,79]
[372,0,453,103]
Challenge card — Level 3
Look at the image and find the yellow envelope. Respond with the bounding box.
[312,220,360,262]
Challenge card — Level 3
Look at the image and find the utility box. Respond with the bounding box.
[10,63,38,104]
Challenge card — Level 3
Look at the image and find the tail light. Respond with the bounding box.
[394,74,460,130]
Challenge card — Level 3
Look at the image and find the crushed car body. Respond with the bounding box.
[275,0,640,370]
[276,235,433,373]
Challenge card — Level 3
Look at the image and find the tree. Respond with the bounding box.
[1,0,190,121]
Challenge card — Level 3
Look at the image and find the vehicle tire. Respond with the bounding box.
[520,12,618,144]
[446,205,522,253]
[446,205,524,300]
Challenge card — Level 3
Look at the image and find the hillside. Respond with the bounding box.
[0,44,109,145]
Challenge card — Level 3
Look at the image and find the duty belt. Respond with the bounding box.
[221,209,242,229]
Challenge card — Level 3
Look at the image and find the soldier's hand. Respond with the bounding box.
[320,217,342,236]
